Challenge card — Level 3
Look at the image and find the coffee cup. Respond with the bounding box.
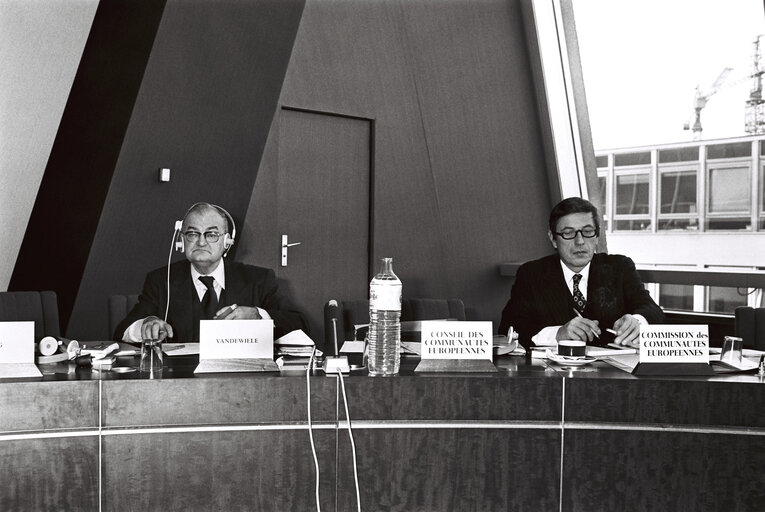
[558,340,586,358]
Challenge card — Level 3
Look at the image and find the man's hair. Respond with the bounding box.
[184,202,231,234]
[548,197,600,234]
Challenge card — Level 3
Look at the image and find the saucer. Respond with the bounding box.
[546,353,597,366]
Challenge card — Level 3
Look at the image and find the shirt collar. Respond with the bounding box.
[560,259,591,285]
[190,260,226,289]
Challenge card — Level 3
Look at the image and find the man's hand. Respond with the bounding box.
[141,316,174,341]
[557,317,600,342]
[612,314,640,347]
[213,304,262,320]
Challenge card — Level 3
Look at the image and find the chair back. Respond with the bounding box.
[108,294,139,339]
[734,306,765,350]
[0,291,61,341]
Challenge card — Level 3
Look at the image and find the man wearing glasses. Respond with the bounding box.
[114,202,306,343]
[499,197,663,348]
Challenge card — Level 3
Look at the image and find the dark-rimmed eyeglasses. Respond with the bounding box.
[182,231,224,243]
[553,227,598,240]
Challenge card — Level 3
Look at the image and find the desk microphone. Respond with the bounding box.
[324,299,349,374]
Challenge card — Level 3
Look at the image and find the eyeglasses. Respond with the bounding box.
[182,231,224,243]
[554,227,598,240]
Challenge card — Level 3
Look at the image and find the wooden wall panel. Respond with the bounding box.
[68,0,305,340]
[246,0,552,330]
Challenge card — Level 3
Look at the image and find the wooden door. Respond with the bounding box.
[276,107,371,349]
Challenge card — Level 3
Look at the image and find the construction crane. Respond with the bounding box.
[744,34,764,135]
[683,67,733,140]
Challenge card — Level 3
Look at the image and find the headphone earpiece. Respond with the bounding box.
[173,203,236,255]
[174,220,184,252]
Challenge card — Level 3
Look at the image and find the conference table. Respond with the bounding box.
[1,347,764,511]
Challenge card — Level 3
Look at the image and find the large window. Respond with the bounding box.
[658,167,698,230]
[706,164,751,230]
[614,170,650,230]
[659,284,694,311]
[707,286,749,313]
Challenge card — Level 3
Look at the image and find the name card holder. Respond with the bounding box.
[632,325,714,376]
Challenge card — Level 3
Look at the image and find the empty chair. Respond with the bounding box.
[734,306,765,351]
[0,290,61,341]
[108,294,139,340]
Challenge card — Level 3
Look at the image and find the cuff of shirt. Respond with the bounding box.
[122,318,145,343]
[633,314,648,325]
[531,326,560,346]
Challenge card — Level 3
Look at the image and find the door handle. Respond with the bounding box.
[281,235,302,266]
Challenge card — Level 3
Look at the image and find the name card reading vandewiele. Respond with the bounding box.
[420,321,493,360]
[199,319,274,359]
[639,325,709,363]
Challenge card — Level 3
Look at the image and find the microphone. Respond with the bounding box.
[323,299,349,375]
[327,299,340,355]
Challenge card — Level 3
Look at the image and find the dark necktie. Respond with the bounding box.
[199,276,218,320]
[572,273,586,313]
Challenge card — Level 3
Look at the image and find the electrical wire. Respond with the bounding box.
[164,222,182,323]
[306,348,321,512]
[337,371,361,512]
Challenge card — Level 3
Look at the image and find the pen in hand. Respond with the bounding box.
[572,308,596,338]
[572,308,618,336]
[213,304,237,320]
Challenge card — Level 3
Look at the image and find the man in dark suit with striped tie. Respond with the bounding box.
[114,202,306,343]
[499,197,664,349]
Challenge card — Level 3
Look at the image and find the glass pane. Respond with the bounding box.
[598,175,607,214]
[706,217,752,231]
[659,284,694,310]
[615,174,649,214]
[614,219,651,231]
[660,170,696,213]
[707,142,752,159]
[658,218,698,231]
[708,286,748,314]
[614,152,650,166]
[708,166,750,213]
[596,155,608,168]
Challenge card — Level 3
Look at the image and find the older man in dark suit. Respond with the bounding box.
[114,202,306,342]
[500,197,663,348]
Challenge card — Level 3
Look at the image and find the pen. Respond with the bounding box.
[573,308,619,337]
[214,304,237,319]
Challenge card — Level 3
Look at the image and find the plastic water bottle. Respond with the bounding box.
[368,257,402,376]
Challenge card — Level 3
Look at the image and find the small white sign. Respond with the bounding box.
[420,321,493,360]
[639,324,709,363]
[0,321,35,363]
[199,319,274,360]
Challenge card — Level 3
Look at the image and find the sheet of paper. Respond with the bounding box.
[274,329,314,346]
[162,343,200,356]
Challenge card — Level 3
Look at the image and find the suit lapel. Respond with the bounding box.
[222,260,246,306]
[169,262,195,336]
[542,255,575,323]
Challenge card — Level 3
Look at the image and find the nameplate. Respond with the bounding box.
[0,321,35,363]
[199,319,274,359]
[639,325,709,363]
[420,321,492,360]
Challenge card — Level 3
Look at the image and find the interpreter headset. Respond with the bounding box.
[174,202,237,256]
[164,202,237,324]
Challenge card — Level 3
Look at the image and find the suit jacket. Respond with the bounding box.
[114,260,307,342]
[499,253,664,347]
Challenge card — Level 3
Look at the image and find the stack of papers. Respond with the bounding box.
[275,330,319,358]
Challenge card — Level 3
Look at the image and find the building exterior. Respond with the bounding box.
[596,134,765,313]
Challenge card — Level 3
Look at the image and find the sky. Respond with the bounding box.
[573,0,765,150]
